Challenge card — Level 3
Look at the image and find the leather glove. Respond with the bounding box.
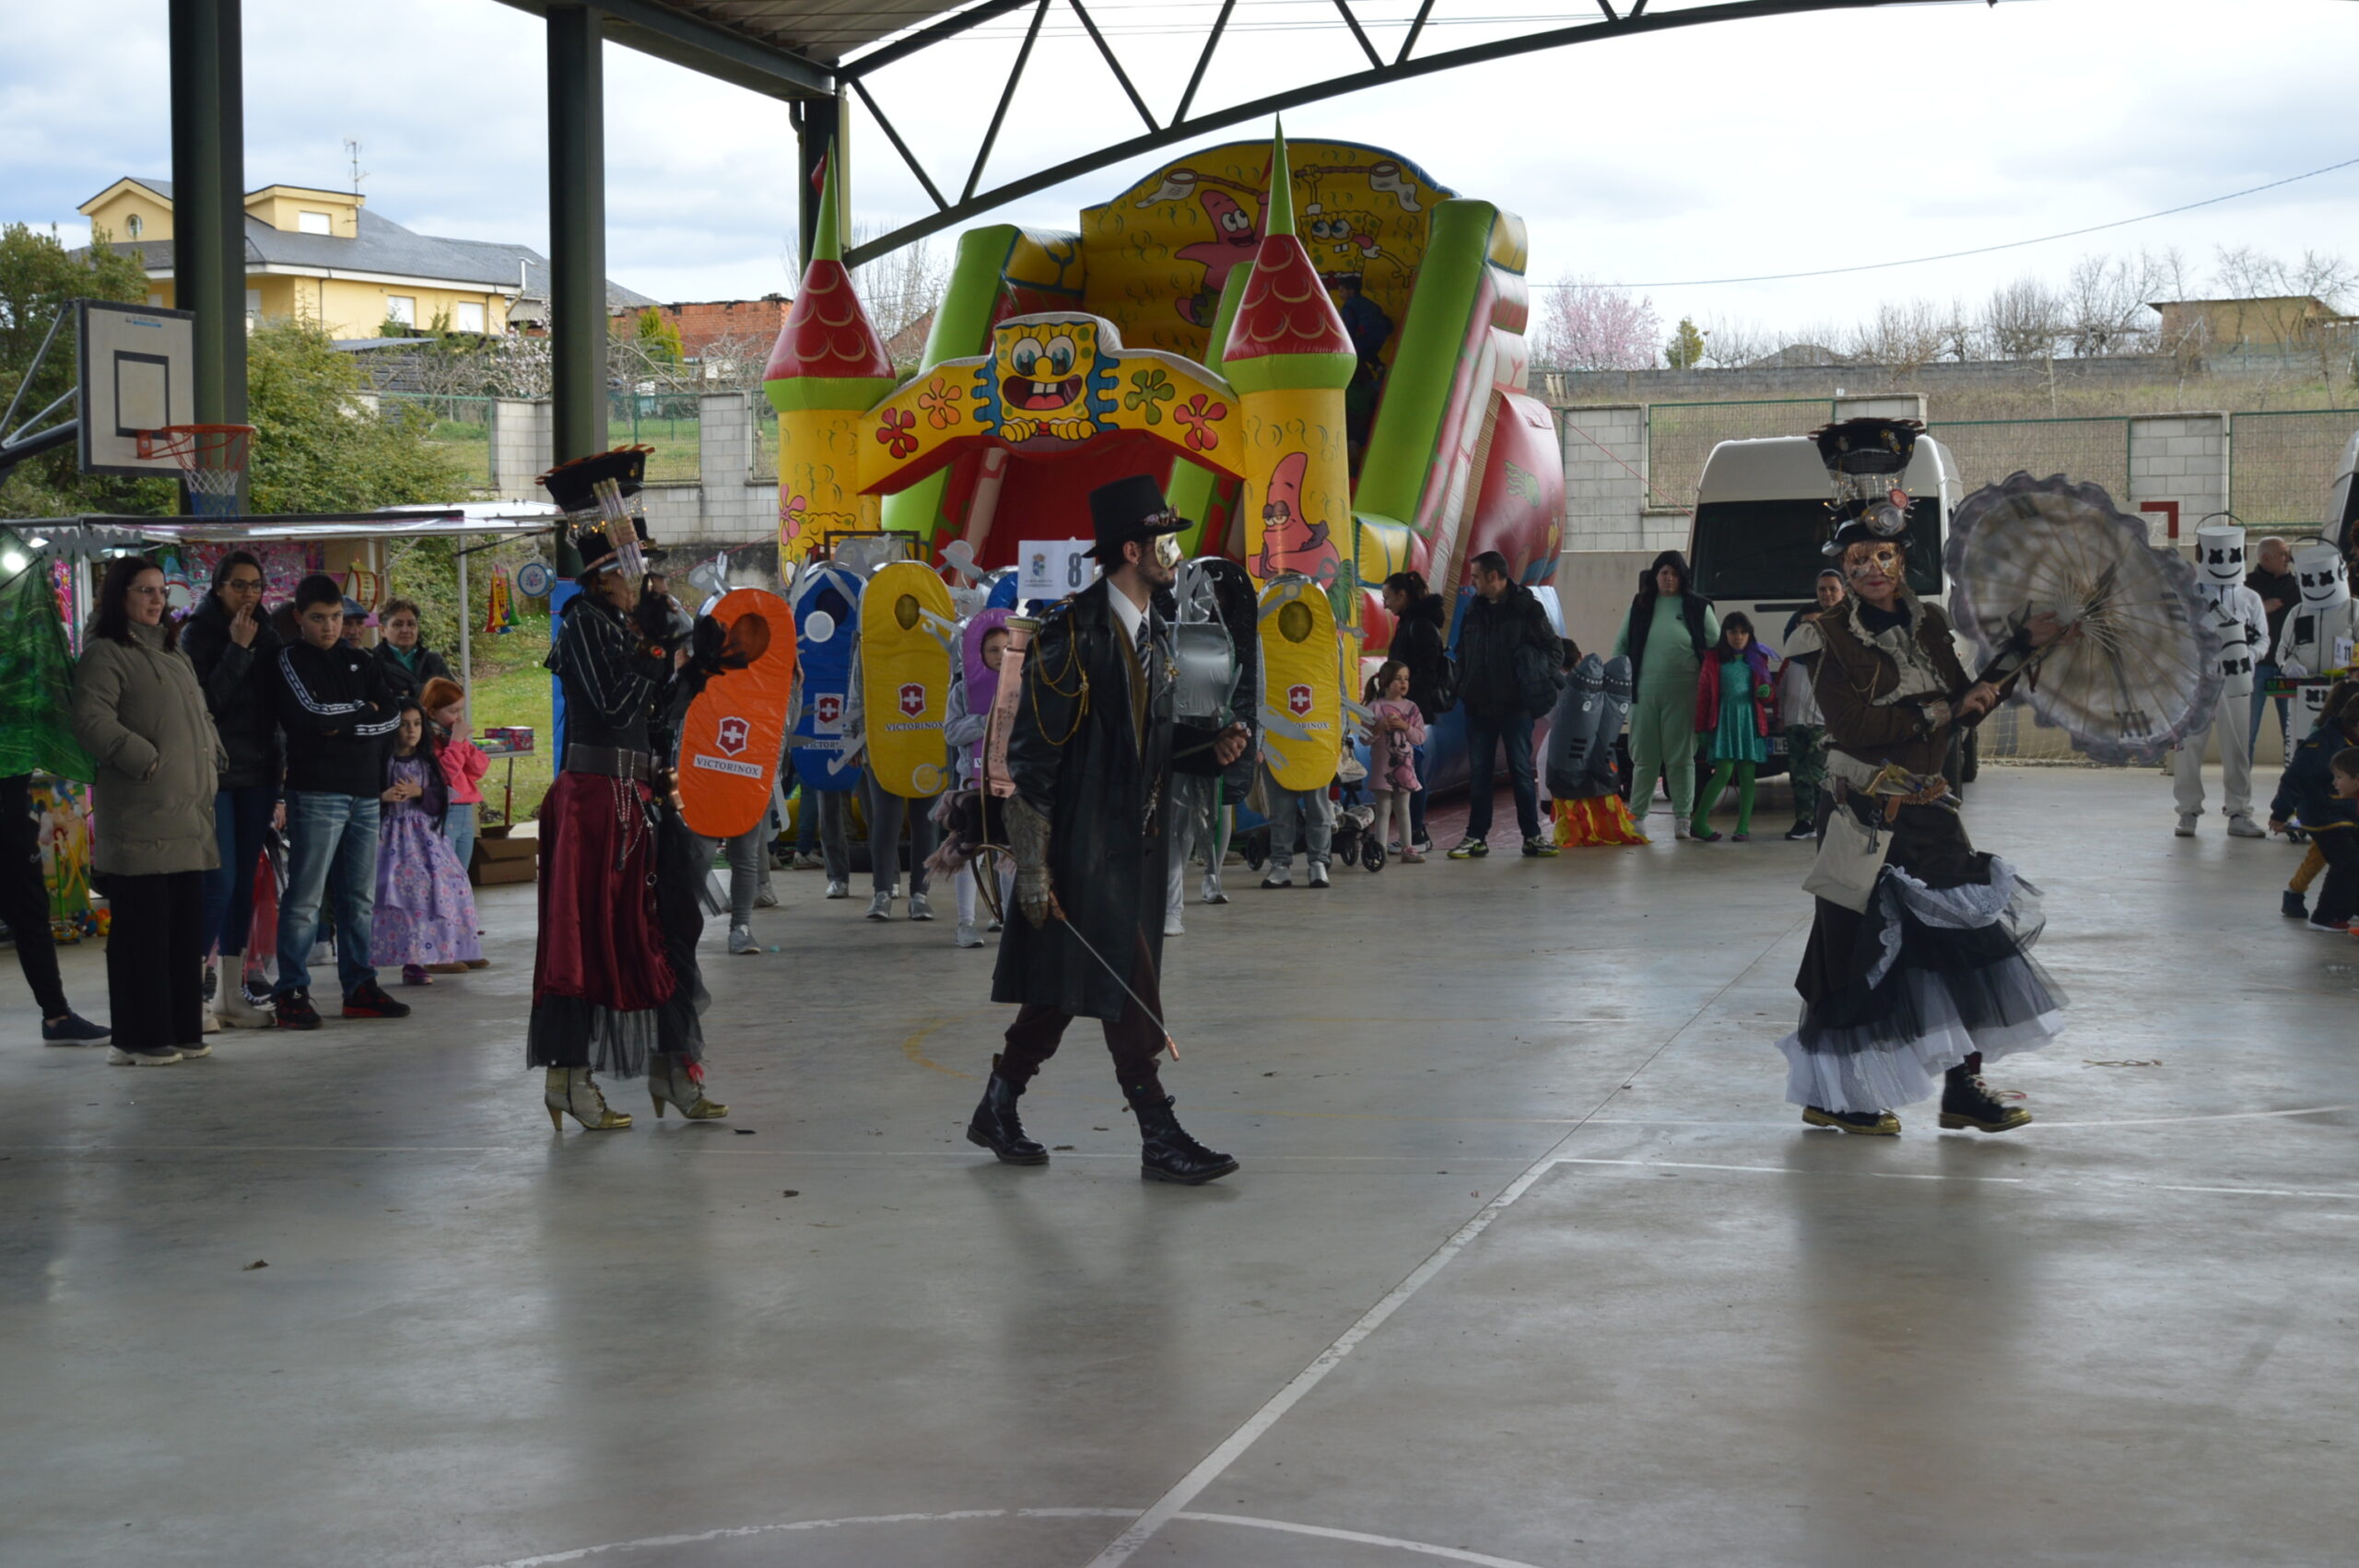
[1003,793,1054,929]
[632,584,674,644]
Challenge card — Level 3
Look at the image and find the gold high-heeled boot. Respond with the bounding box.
[544,1067,631,1130]
[648,1054,727,1120]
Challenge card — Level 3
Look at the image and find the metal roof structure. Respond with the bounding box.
[488,0,1957,265]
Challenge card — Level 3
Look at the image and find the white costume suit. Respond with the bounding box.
[2176,523,2269,824]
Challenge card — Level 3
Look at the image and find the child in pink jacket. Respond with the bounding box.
[1364,660,1428,862]
[422,675,489,883]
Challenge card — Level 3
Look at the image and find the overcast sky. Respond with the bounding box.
[6,0,2356,341]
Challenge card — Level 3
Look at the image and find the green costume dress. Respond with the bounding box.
[1614,596,1719,822]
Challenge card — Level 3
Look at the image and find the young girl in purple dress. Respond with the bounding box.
[373,705,483,984]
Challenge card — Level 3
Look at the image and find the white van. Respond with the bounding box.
[1684,433,1967,782]
[1687,433,1963,646]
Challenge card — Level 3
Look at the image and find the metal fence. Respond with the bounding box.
[378,392,497,495]
[1644,398,1834,509]
[609,391,702,483]
[1923,415,2131,499]
[2229,409,2352,529]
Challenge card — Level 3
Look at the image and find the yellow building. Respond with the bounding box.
[79,176,650,339]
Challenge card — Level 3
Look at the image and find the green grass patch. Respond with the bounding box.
[464,612,554,825]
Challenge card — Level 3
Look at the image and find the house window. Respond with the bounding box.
[298,210,332,235]
[455,301,486,333]
[125,214,145,238]
[385,296,416,326]
[245,288,262,320]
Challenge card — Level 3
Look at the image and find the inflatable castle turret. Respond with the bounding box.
[764,156,898,570]
[1221,125,1357,597]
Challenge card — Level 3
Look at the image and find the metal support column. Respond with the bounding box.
[168,0,248,462]
[547,4,608,472]
[793,93,841,268]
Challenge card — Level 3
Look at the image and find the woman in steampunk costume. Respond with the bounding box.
[529,449,726,1130]
[1778,419,2067,1137]
[964,476,1252,1184]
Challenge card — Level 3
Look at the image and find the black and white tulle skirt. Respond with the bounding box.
[1777,800,2065,1115]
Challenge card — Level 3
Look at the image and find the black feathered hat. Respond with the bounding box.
[1810,417,1924,556]
[538,446,654,581]
[1086,474,1189,562]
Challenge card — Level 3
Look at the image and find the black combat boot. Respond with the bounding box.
[967,1054,1049,1164]
[1122,1082,1239,1185]
[1939,1064,2033,1133]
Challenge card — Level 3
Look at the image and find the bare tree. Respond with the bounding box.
[1850,297,1948,371]
[780,224,946,349]
[1982,275,2066,360]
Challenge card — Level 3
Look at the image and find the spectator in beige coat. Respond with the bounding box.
[70,556,224,1065]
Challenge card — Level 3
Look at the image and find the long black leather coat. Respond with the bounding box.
[991,579,1226,1022]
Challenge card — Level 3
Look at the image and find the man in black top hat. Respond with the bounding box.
[966,474,1251,1184]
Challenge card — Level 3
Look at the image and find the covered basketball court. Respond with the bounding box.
[2,766,2353,1566]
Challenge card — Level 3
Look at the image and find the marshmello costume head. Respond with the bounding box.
[2197,522,2248,592]
[2280,541,2357,677]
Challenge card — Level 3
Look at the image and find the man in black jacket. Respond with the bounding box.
[268,574,409,1029]
[182,551,284,1029]
[966,476,1251,1185]
[1383,570,1449,853]
[1447,551,1561,859]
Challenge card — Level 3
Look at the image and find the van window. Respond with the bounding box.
[1691,497,1942,601]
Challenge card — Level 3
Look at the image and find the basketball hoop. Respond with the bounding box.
[135,424,254,518]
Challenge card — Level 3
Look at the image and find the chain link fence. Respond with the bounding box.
[1923,416,2130,497]
[2230,409,2353,530]
[608,390,703,483]
[378,392,497,495]
[1644,398,1834,509]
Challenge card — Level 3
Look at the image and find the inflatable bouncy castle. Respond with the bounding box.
[764,127,1560,794]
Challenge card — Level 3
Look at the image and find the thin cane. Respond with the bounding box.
[1054,916,1180,1060]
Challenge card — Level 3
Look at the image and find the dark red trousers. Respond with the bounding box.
[1001,929,1167,1092]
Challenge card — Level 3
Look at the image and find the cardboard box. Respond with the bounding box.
[471,825,538,886]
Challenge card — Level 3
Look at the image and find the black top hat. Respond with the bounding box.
[539,446,653,579]
[1087,474,1189,561]
[1810,417,1923,478]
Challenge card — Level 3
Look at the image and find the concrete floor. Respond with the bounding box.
[2,766,2353,1568]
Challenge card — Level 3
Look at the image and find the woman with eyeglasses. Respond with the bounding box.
[69,556,225,1064]
[181,551,285,1029]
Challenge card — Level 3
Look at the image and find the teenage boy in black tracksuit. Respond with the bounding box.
[268,574,409,1028]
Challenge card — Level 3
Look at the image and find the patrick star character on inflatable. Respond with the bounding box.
[1253,451,1331,580]
[1178,187,1262,328]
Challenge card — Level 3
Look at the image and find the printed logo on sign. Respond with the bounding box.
[813,693,842,733]
[1286,684,1313,717]
[898,683,926,717]
[716,716,749,756]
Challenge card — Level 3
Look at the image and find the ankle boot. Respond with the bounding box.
[649,1054,728,1120]
[545,1066,632,1130]
[1939,1065,2032,1132]
[967,1054,1048,1164]
[1123,1082,1238,1185]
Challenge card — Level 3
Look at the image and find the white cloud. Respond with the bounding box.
[5,0,2355,333]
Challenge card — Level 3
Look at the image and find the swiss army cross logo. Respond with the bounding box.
[715,717,749,756]
[814,695,841,724]
[1286,684,1313,717]
[898,683,926,717]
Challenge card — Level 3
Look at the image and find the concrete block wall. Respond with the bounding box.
[1561,404,1649,551]
[2128,412,2228,537]
[488,399,552,501]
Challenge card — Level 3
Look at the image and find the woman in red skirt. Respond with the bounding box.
[529,450,725,1129]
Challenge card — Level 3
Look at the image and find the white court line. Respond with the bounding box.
[1555,1156,2357,1204]
[464,1507,1552,1568]
[1076,918,1807,1568]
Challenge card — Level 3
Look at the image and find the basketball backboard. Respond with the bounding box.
[76,299,194,478]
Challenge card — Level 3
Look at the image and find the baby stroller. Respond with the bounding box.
[1332,802,1385,873]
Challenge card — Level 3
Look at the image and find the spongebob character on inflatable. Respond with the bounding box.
[979,317,1120,446]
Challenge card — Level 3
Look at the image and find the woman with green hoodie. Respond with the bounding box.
[1611,551,1719,839]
